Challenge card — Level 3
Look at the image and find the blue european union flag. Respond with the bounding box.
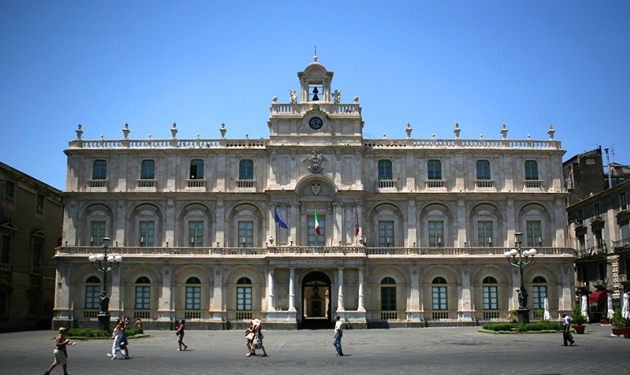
[274,208,289,229]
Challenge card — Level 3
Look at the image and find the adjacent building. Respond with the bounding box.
[53,57,574,330]
[0,162,63,331]
[565,147,630,321]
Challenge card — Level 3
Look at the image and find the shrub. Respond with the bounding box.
[482,322,563,333]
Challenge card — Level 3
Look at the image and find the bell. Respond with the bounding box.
[311,87,319,101]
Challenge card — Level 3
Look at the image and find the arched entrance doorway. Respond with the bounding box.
[301,271,332,329]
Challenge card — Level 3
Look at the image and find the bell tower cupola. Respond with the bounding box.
[298,55,334,103]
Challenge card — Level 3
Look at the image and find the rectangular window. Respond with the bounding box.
[188,221,204,247]
[139,221,155,247]
[239,159,254,180]
[1,235,12,264]
[236,286,252,311]
[36,194,45,214]
[90,221,106,246]
[621,192,628,210]
[526,220,542,247]
[135,286,151,310]
[32,242,43,269]
[93,160,107,180]
[4,181,15,201]
[427,160,442,180]
[381,286,396,311]
[185,286,201,310]
[428,221,444,247]
[238,221,254,247]
[378,221,395,247]
[432,286,447,310]
[141,159,155,180]
[482,286,498,310]
[85,285,100,309]
[307,215,325,246]
[477,221,493,247]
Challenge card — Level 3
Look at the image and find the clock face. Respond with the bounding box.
[309,117,323,130]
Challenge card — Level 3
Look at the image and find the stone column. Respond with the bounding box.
[212,265,223,320]
[288,268,296,312]
[268,267,275,311]
[158,263,173,322]
[358,267,365,311]
[459,263,474,321]
[337,267,345,312]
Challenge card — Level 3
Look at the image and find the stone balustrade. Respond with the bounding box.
[56,246,574,258]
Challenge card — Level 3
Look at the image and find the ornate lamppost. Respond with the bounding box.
[88,237,122,331]
[504,231,536,324]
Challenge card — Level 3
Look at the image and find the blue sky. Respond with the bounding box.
[1,1,629,191]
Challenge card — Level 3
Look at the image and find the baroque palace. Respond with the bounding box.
[53,57,574,330]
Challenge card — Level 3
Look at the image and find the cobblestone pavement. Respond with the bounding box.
[1,323,629,375]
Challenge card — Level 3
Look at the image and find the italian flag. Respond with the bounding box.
[314,210,321,235]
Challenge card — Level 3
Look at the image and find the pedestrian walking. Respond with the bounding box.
[43,326,76,375]
[244,320,256,356]
[107,319,127,359]
[176,319,188,351]
[247,318,267,357]
[332,315,344,356]
[562,313,575,346]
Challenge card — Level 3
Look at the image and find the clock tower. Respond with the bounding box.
[267,55,364,146]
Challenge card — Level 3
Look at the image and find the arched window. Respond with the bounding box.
[85,276,101,309]
[140,159,155,180]
[524,160,539,180]
[239,159,254,180]
[380,277,396,312]
[482,276,498,311]
[378,160,393,180]
[185,277,201,311]
[92,160,107,180]
[432,277,448,313]
[236,277,252,311]
[427,160,442,180]
[189,159,204,179]
[135,276,151,310]
[476,160,491,180]
[532,276,548,311]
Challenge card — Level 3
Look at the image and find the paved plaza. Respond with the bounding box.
[1,323,628,375]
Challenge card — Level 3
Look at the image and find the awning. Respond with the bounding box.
[589,290,607,304]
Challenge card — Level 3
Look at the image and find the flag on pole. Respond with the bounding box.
[274,208,289,229]
[314,210,321,235]
[354,209,360,237]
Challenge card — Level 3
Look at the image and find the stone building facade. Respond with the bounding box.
[53,57,574,330]
[0,162,63,331]
[565,147,630,320]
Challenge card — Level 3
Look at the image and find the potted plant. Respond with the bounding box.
[622,317,630,339]
[571,303,587,334]
[600,302,610,324]
[611,308,624,336]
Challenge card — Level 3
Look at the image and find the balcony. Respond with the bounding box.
[475,179,495,190]
[426,179,446,190]
[377,179,397,190]
[136,179,156,189]
[186,179,206,189]
[524,180,543,189]
[87,179,108,191]
[55,245,575,259]
[236,179,256,190]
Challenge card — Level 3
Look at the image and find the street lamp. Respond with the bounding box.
[88,237,122,331]
[504,231,536,324]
